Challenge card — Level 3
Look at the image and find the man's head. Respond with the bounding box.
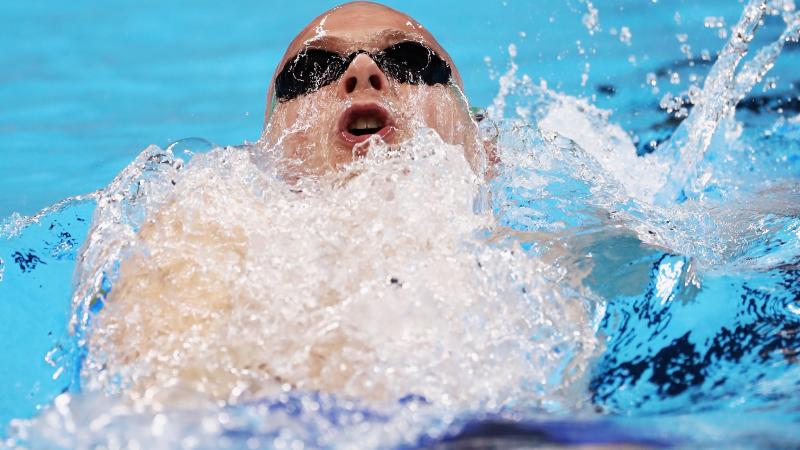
[260,2,482,175]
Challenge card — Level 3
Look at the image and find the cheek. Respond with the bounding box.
[262,88,351,174]
[423,93,456,140]
[266,91,339,145]
[399,86,470,143]
[396,85,485,174]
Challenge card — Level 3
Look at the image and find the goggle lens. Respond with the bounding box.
[274,41,452,102]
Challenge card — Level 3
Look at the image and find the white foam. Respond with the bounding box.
[74,130,600,413]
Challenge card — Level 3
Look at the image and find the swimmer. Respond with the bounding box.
[83,2,564,404]
[259,1,487,175]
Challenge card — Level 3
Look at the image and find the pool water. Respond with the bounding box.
[2,0,800,449]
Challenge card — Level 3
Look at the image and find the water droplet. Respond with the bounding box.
[619,26,633,45]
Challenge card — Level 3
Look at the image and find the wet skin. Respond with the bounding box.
[259,1,484,175]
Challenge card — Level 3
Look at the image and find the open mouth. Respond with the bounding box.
[338,104,395,146]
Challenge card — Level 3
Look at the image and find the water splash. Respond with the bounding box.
[580,0,600,36]
[654,0,800,205]
[70,146,185,337]
[1,194,98,241]
[0,127,611,448]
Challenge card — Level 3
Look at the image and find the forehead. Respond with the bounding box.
[288,4,429,52]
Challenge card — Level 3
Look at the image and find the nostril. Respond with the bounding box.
[345,77,357,93]
[369,74,383,90]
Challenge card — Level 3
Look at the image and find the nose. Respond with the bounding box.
[338,53,389,96]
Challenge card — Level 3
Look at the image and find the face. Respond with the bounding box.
[260,2,483,176]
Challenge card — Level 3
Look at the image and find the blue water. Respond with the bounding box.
[2,1,800,448]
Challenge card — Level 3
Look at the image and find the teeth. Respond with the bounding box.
[352,117,382,130]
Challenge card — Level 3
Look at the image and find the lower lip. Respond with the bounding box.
[339,125,395,147]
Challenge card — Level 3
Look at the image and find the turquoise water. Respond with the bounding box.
[2,1,800,448]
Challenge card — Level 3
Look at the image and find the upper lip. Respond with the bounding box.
[337,103,396,147]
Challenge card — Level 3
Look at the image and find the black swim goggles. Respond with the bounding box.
[275,41,453,102]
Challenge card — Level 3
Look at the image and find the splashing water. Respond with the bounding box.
[654,0,800,205]
[3,1,800,448]
[5,133,606,449]
[76,132,600,408]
